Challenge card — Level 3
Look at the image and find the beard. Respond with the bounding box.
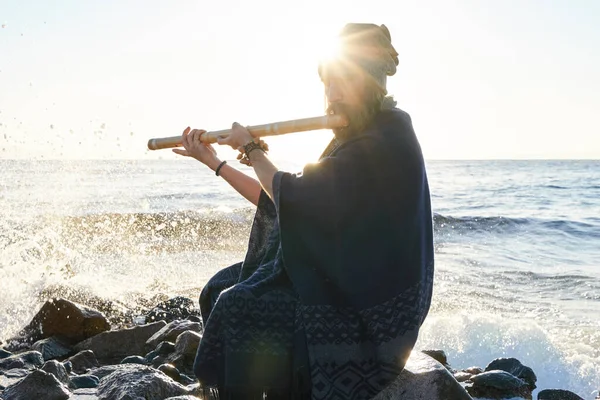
[326,88,384,141]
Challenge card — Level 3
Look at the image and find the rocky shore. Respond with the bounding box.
[0,297,597,400]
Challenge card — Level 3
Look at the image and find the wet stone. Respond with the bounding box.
[41,359,70,386]
[65,350,99,374]
[70,374,100,389]
[145,296,200,324]
[1,369,70,400]
[466,370,532,399]
[485,357,537,390]
[121,355,147,365]
[146,320,202,350]
[538,388,584,400]
[0,350,44,370]
[158,363,181,382]
[0,349,12,359]
[421,349,448,366]
[96,364,192,400]
[32,336,73,361]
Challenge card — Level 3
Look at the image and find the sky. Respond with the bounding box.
[1,0,599,162]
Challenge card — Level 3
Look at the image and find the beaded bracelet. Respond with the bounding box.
[243,141,266,156]
[215,160,227,176]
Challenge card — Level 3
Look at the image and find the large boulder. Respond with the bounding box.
[485,357,537,390]
[146,320,202,350]
[96,364,195,400]
[1,369,70,400]
[74,321,166,361]
[13,298,110,345]
[373,351,472,400]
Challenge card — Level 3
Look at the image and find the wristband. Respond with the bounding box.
[215,160,227,176]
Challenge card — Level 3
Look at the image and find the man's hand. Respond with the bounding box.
[217,122,254,151]
[173,127,220,169]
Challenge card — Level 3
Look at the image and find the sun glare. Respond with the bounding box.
[316,35,342,67]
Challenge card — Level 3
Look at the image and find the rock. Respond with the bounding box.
[158,363,182,382]
[453,371,472,382]
[120,355,147,365]
[13,298,110,345]
[70,388,100,399]
[463,366,484,375]
[1,369,70,400]
[164,396,202,400]
[165,331,202,374]
[173,331,202,357]
[146,320,202,350]
[156,341,177,355]
[70,374,100,389]
[32,336,73,360]
[465,370,531,399]
[485,357,537,390]
[88,363,152,380]
[421,349,448,366]
[96,364,193,400]
[0,349,11,359]
[41,359,70,386]
[74,321,166,361]
[39,283,132,328]
[0,350,44,370]
[538,389,584,400]
[145,296,201,324]
[151,355,167,368]
[372,351,472,400]
[0,368,29,389]
[145,341,176,363]
[63,360,72,373]
[65,350,99,374]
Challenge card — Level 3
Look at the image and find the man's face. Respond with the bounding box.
[321,62,374,138]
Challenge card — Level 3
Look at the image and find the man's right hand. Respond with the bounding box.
[173,127,221,169]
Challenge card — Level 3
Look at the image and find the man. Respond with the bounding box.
[174,23,434,399]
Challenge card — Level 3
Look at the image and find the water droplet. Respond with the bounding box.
[100,123,106,129]
[50,124,54,129]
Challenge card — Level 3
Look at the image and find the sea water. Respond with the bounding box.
[1,159,598,398]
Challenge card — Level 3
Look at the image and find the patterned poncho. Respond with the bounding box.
[193,108,434,399]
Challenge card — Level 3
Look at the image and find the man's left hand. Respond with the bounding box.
[217,122,254,151]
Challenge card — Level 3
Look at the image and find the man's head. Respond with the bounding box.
[319,23,399,139]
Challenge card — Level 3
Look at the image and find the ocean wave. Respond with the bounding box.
[433,213,599,238]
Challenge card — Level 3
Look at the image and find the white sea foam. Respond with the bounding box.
[415,311,600,399]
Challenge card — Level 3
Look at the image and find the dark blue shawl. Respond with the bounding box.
[194,108,434,399]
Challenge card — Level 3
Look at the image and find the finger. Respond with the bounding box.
[182,128,192,149]
[216,136,230,146]
[172,148,189,157]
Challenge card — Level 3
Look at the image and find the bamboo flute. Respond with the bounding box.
[147,115,347,150]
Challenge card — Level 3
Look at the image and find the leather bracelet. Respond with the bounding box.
[215,160,227,176]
